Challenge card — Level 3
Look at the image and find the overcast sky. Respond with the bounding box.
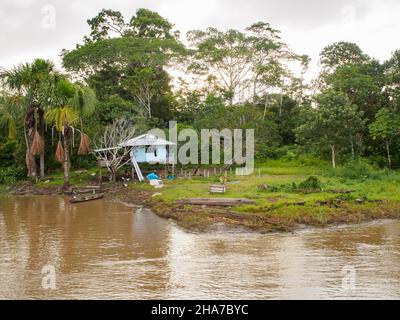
[1,0,400,79]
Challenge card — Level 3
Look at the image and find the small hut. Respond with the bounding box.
[119,134,176,181]
[119,134,176,164]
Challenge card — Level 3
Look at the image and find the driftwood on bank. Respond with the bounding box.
[296,189,356,194]
[176,198,256,207]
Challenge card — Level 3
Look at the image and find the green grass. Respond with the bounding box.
[34,167,100,187]
[141,160,400,214]
[4,159,400,231]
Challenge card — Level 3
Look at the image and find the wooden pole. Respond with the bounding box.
[98,160,102,185]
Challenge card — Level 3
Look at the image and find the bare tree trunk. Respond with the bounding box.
[386,140,392,171]
[27,128,37,178]
[330,145,336,169]
[25,108,37,178]
[263,94,269,120]
[253,76,258,104]
[38,108,45,179]
[351,140,355,159]
[111,169,117,183]
[63,125,70,188]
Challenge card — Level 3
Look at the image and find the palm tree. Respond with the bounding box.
[0,94,24,140]
[0,59,58,178]
[45,79,96,188]
[46,107,78,186]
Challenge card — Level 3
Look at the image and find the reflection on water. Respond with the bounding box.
[0,196,400,299]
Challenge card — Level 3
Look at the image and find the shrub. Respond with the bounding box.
[327,159,381,180]
[0,141,19,167]
[0,166,26,184]
[298,176,322,189]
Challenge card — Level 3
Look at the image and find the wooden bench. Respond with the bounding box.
[210,185,227,194]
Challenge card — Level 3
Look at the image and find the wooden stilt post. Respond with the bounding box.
[98,160,102,185]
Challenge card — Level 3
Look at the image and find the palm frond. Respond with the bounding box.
[70,86,97,116]
[45,107,79,132]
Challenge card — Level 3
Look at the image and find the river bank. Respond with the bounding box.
[3,162,400,233]
[108,184,400,232]
[3,160,400,232]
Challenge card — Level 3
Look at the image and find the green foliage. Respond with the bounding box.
[320,42,369,70]
[0,166,26,184]
[0,140,19,167]
[298,176,322,190]
[62,9,184,123]
[369,108,400,141]
[295,90,366,167]
[326,159,381,180]
[3,8,400,181]
[45,107,78,131]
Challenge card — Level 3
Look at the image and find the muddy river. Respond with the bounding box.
[1,196,399,299]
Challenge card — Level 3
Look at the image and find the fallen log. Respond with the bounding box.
[296,189,356,194]
[325,189,356,194]
[176,198,256,207]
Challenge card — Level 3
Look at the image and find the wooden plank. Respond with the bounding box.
[176,198,256,206]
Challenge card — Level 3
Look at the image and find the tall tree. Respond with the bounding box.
[186,23,306,106]
[45,79,97,187]
[320,42,369,72]
[369,108,400,170]
[62,8,184,122]
[0,59,59,178]
[295,90,365,168]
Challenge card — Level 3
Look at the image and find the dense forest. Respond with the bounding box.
[1,8,400,185]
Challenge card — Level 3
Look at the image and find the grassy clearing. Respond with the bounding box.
[3,159,400,232]
[129,159,400,231]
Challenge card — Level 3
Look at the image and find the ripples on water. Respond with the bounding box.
[0,196,400,299]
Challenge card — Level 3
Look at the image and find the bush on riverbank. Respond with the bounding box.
[0,167,26,184]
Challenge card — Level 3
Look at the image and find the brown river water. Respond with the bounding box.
[1,195,400,300]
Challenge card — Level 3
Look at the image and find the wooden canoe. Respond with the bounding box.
[69,193,104,204]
